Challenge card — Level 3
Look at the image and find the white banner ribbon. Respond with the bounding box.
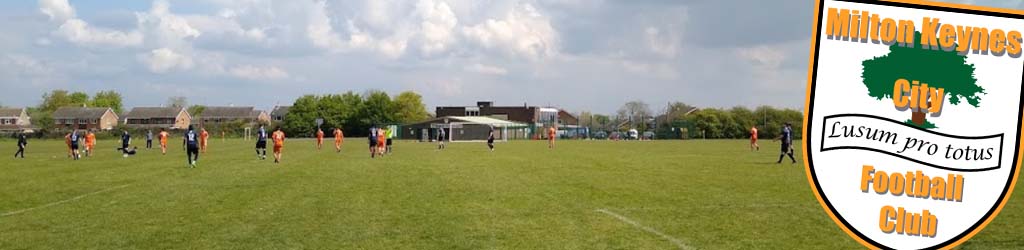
[820,114,1004,172]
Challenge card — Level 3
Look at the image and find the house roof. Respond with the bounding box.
[251,110,268,118]
[558,110,577,120]
[52,107,114,119]
[271,106,290,117]
[0,108,24,117]
[125,107,187,119]
[199,106,256,119]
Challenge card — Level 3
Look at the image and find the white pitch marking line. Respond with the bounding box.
[596,208,694,250]
[1,184,133,217]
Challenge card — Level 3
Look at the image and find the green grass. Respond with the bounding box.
[0,139,1021,249]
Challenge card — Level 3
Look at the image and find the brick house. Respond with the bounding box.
[0,108,32,132]
[52,107,119,130]
[196,106,271,126]
[124,107,192,129]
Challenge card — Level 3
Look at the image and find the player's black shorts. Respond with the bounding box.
[386,139,392,145]
[256,141,267,149]
[71,143,79,150]
[369,139,377,147]
[781,143,792,153]
[488,138,494,144]
[187,145,199,155]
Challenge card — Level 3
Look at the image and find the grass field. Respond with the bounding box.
[0,138,1021,249]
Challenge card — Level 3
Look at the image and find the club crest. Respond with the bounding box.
[804,0,1024,249]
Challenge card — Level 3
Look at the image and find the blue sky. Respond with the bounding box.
[0,0,1019,114]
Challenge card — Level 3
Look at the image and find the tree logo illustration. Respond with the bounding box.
[862,32,986,129]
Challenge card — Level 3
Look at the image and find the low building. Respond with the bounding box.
[435,101,578,126]
[124,107,192,129]
[402,116,529,141]
[0,108,32,132]
[270,106,290,123]
[52,107,119,130]
[196,106,271,126]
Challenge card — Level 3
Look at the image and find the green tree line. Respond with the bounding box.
[681,106,802,140]
[281,90,430,137]
[578,101,803,140]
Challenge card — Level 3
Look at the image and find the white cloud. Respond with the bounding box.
[136,0,201,48]
[464,63,508,75]
[41,0,143,48]
[645,27,680,58]
[307,1,351,53]
[3,55,55,76]
[735,45,785,71]
[39,0,74,23]
[56,19,144,47]
[228,65,289,80]
[462,3,559,60]
[416,0,458,55]
[139,48,194,73]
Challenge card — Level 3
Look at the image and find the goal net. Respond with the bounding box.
[436,122,509,143]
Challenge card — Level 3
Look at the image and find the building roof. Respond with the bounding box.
[125,107,187,119]
[407,116,526,127]
[0,108,24,117]
[271,106,290,117]
[52,107,114,119]
[199,106,256,119]
[449,116,524,126]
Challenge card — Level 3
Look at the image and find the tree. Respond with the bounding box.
[69,92,90,107]
[617,100,652,130]
[392,91,429,124]
[593,114,611,130]
[578,111,594,128]
[691,109,724,138]
[40,90,85,112]
[91,90,123,113]
[862,32,982,128]
[338,92,365,136]
[361,90,395,126]
[283,95,320,135]
[664,102,696,121]
[188,105,206,117]
[725,106,754,138]
[167,96,188,108]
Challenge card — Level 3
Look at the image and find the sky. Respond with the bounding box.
[0,0,1020,115]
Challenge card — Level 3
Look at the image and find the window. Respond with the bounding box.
[465,107,481,116]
